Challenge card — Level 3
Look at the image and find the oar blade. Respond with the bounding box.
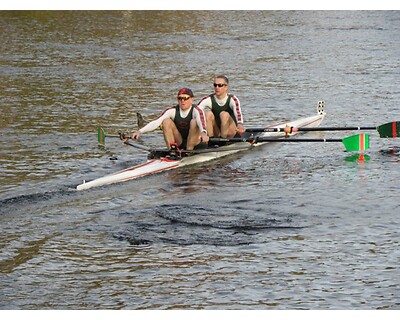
[98,127,106,145]
[377,121,400,138]
[342,133,370,152]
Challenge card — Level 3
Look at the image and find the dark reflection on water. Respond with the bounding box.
[1,11,400,310]
[113,203,302,246]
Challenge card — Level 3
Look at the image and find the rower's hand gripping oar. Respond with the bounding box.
[209,133,370,152]
[245,121,400,138]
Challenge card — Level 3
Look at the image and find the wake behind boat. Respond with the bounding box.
[76,102,326,191]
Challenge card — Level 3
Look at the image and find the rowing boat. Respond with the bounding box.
[77,103,326,190]
[76,102,326,191]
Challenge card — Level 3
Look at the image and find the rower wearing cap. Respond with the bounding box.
[197,75,245,138]
[131,88,209,150]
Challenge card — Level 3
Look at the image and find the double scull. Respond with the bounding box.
[76,102,326,191]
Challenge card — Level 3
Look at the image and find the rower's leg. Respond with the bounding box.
[186,119,202,150]
[206,110,219,137]
[219,111,237,138]
[162,118,182,148]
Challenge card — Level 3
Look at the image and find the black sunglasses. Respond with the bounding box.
[178,96,191,101]
[213,83,227,88]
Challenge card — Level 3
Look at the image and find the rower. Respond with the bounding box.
[197,75,245,138]
[131,88,209,151]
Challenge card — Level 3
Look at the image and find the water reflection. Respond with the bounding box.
[344,153,371,162]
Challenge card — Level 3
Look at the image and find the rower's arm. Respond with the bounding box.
[197,96,212,111]
[230,95,243,125]
[193,106,208,134]
[139,108,176,134]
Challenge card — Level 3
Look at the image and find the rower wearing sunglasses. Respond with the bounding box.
[131,88,209,151]
[197,75,245,138]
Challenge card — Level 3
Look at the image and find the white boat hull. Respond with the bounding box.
[77,110,325,191]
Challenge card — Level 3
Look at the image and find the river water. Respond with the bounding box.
[1,11,400,310]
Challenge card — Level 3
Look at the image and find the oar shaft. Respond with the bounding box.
[209,137,343,143]
[211,133,369,152]
[295,126,375,131]
[245,126,376,133]
[124,140,151,152]
[257,137,344,143]
[105,133,122,138]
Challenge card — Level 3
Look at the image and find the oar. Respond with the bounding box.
[209,133,370,152]
[97,127,130,145]
[245,121,399,138]
[123,140,152,152]
[98,127,152,153]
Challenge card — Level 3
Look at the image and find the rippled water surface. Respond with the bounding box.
[1,11,400,310]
